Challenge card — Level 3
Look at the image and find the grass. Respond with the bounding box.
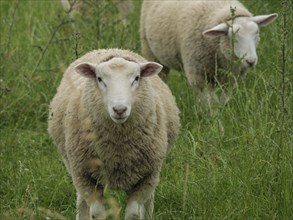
[0,0,292,219]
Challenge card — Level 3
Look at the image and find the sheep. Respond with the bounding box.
[48,48,180,220]
[140,0,278,110]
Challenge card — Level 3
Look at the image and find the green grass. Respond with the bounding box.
[0,0,292,219]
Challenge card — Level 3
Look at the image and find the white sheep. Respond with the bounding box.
[140,0,278,109]
[48,49,180,220]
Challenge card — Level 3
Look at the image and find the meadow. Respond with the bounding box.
[0,0,292,219]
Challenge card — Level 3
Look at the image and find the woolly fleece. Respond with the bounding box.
[48,48,180,219]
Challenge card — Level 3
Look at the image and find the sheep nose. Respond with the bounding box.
[246,60,256,67]
[113,105,127,116]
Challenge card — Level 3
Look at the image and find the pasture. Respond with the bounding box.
[0,0,292,219]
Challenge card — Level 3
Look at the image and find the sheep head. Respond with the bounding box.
[74,58,162,124]
[203,13,278,69]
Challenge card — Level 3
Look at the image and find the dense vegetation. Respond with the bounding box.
[0,0,292,219]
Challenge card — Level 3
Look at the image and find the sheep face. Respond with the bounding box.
[229,19,260,68]
[74,58,162,124]
[203,13,278,69]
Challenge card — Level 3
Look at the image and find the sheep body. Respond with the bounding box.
[140,0,277,108]
[48,49,180,220]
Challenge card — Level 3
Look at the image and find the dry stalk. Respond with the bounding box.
[32,19,73,75]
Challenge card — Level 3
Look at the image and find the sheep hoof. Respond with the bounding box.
[125,213,140,220]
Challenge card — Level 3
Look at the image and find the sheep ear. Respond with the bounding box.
[140,62,163,77]
[251,13,278,27]
[202,23,228,37]
[74,62,96,78]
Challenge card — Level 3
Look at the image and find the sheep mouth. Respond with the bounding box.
[111,115,129,124]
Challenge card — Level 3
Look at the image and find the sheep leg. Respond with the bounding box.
[219,89,230,105]
[144,192,154,220]
[184,70,211,106]
[125,199,145,220]
[125,176,158,220]
[76,192,90,220]
[75,187,106,220]
[199,85,222,115]
[88,189,106,220]
[125,190,154,220]
[183,60,222,114]
[90,199,106,220]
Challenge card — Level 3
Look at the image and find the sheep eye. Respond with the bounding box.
[97,77,107,88]
[132,76,140,86]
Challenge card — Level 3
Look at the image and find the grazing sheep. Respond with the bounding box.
[48,49,180,220]
[140,0,278,109]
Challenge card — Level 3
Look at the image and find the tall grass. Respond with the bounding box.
[0,0,292,219]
